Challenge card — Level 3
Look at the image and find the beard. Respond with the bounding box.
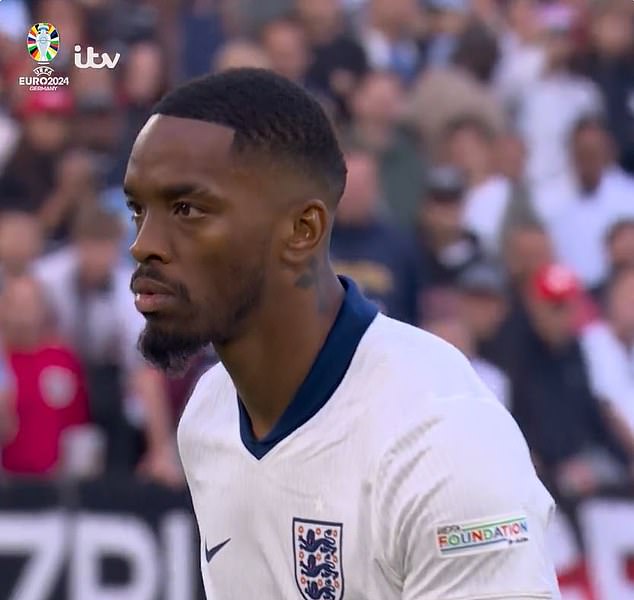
[137,260,267,375]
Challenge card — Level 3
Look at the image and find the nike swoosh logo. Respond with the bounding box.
[205,537,231,563]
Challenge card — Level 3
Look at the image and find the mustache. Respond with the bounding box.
[130,266,190,300]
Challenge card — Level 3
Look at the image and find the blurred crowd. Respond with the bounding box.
[0,0,634,510]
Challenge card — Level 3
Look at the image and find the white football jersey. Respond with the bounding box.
[178,278,560,600]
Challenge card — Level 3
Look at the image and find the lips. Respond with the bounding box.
[132,277,176,314]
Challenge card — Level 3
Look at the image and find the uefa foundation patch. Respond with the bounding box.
[436,514,529,558]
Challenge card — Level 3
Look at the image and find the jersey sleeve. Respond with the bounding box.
[373,395,561,600]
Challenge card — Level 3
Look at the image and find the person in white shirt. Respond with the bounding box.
[124,68,560,599]
[516,3,603,188]
[443,115,514,256]
[548,116,634,291]
[581,266,634,441]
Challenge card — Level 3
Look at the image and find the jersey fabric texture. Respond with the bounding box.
[178,277,560,600]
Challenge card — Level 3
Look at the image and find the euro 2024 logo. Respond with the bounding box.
[19,23,70,91]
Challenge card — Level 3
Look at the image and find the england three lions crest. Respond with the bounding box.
[293,518,344,600]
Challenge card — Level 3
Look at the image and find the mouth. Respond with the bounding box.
[132,277,177,314]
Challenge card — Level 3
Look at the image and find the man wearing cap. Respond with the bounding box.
[455,260,509,366]
[417,164,483,291]
[510,263,633,498]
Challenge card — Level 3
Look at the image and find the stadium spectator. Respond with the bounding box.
[494,130,541,235]
[423,0,470,70]
[416,164,483,290]
[405,21,506,157]
[575,1,634,174]
[360,0,424,83]
[548,116,634,292]
[503,222,555,287]
[296,0,368,113]
[510,263,632,497]
[331,148,421,323]
[454,260,509,365]
[343,70,423,226]
[0,275,89,476]
[33,204,181,485]
[517,3,603,188]
[0,211,43,285]
[0,89,73,220]
[581,266,634,443]
[442,115,514,255]
[260,18,311,85]
[494,0,546,117]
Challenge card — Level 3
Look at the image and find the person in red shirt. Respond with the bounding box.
[0,274,88,476]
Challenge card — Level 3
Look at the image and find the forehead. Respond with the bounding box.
[124,115,241,193]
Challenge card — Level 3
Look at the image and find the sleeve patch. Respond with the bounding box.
[435,514,530,558]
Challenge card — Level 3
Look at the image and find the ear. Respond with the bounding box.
[281,200,330,267]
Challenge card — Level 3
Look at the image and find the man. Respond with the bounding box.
[442,116,517,256]
[330,147,421,324]
[417,164,483,289]
[0,275,88,475]
[547,116,634,292]
[124,68,559,598]
[581,266,634,442]
[510,263,632,498]
[454,260,509,367]
[343,71,424,227]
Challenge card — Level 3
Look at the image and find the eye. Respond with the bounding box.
[174,201,203,218]
[126,199,143,220]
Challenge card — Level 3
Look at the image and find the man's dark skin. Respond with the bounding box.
[124,115,344,439]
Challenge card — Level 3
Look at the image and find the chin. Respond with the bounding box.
[138,320,210,375]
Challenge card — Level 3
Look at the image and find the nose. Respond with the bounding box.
[129,212,171,265]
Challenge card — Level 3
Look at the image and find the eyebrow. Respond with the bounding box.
[124,183,220,202]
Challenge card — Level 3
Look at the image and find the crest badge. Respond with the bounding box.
[293,518,344,600]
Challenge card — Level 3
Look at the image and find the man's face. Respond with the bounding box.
[421,196,463,235]
[77,238,120,284]
[504,228,553,281]
[528,295,575,347]
[124,116,273,372]
[572,127,611,192]
[0,277,47,346]
[458,292,506,341]
[351,73,403,127]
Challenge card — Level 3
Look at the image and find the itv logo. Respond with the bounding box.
[74,45,120,69]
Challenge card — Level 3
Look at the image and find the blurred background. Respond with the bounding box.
[0,0,634,598]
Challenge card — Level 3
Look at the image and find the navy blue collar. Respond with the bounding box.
[238,276,378,459]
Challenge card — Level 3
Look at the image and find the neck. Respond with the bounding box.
[214,267,345,439]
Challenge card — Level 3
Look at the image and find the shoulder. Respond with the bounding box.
[363,315,491,402]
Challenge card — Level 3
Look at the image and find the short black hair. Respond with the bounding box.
[152,68,347,206]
